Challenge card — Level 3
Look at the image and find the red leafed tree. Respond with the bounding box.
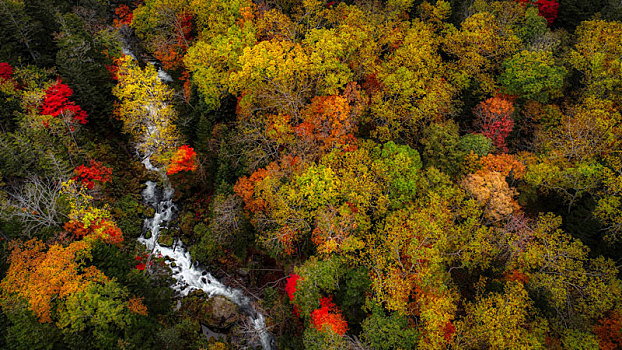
[40,80,88,125]
[473,95,515,152]
[535,0,558,25]
[72,160,112,189]
[285,274,301,301]
[310,296,348,335]
[113,5,134,28]
[285,273,302,317]
[167,145,197,175]
[594,312,622,350]
[0,62,13,81]
[443,321,456,342]
[517,0,558,25]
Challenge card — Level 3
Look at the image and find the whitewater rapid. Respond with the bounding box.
[135,65,273,349]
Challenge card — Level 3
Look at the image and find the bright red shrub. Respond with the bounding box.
[167,145,197,175]
[535,0,558,25]
[285,274,301,301]
[310,296,348,335]
[40,80,88,125]
[72,160,112,189]
[0,62,13,81]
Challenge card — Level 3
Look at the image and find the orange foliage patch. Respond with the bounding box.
[505,269,530,284]
[127,296,148,316]
[477,153,526,179]
[234,167,271,213]
[443,321,456,342]
[297,95,357,152]
[234,157,300,214]
[167,145,197,175]
[113,5,133,28]
[278,225,297,256]
[595,312,622,350]
[0,239,108,323]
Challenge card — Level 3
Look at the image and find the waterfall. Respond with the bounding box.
[132,61,273,349]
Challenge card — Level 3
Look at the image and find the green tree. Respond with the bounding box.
[499,50,566,102]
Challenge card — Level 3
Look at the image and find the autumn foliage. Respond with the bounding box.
[536,1,559,26]
[153,11,193,71]
[296,94,357,152]
[72,160,112,189]
[285,274,301,301]
[167,145,197,175]
[0,62,13,82]
[40,80,88,125]
[127,296,148,316]
[462,171,519,220]
[594,312,622,350]
[113,5,134,28]
[0,239,108,323]
[477,153,526,179]
[310,296,348,335]
[473,96,515,152]
[517,0,558,25]
[64,218,123,246]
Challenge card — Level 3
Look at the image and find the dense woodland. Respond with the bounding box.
[1,0,622,348]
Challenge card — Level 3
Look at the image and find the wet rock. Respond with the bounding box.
[182,291,240,331]
[158,229,174,247]
[204,296,241,330]
[144,207,156,218]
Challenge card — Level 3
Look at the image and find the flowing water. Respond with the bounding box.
[133,63,273,349]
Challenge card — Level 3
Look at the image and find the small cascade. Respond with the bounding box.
[138,176,273,349]
[133,62,273,348]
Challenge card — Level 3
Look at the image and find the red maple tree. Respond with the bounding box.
[310,296,348,335]
[0,62,13,81]
[113,5,134,28]
[40,80,88,125]
[285,274,301,301]
[473,95,515,152]
[72,160,112,189]
[167,145,197,175]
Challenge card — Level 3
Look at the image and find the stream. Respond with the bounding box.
[130,56,274,348]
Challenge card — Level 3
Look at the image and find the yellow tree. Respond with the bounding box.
[113,55,179,166]
[183,0,256,110]
[570,20,622,104]
[368,19,454,142]
[444,10,520,94]
[507,213,622,327]
[228,39,313,118]
[456,282,547,349]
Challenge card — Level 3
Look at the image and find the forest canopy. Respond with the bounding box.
[1,0,622,349]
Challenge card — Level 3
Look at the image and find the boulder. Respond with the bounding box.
[182,291,241,331]
[204,295,240,330]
